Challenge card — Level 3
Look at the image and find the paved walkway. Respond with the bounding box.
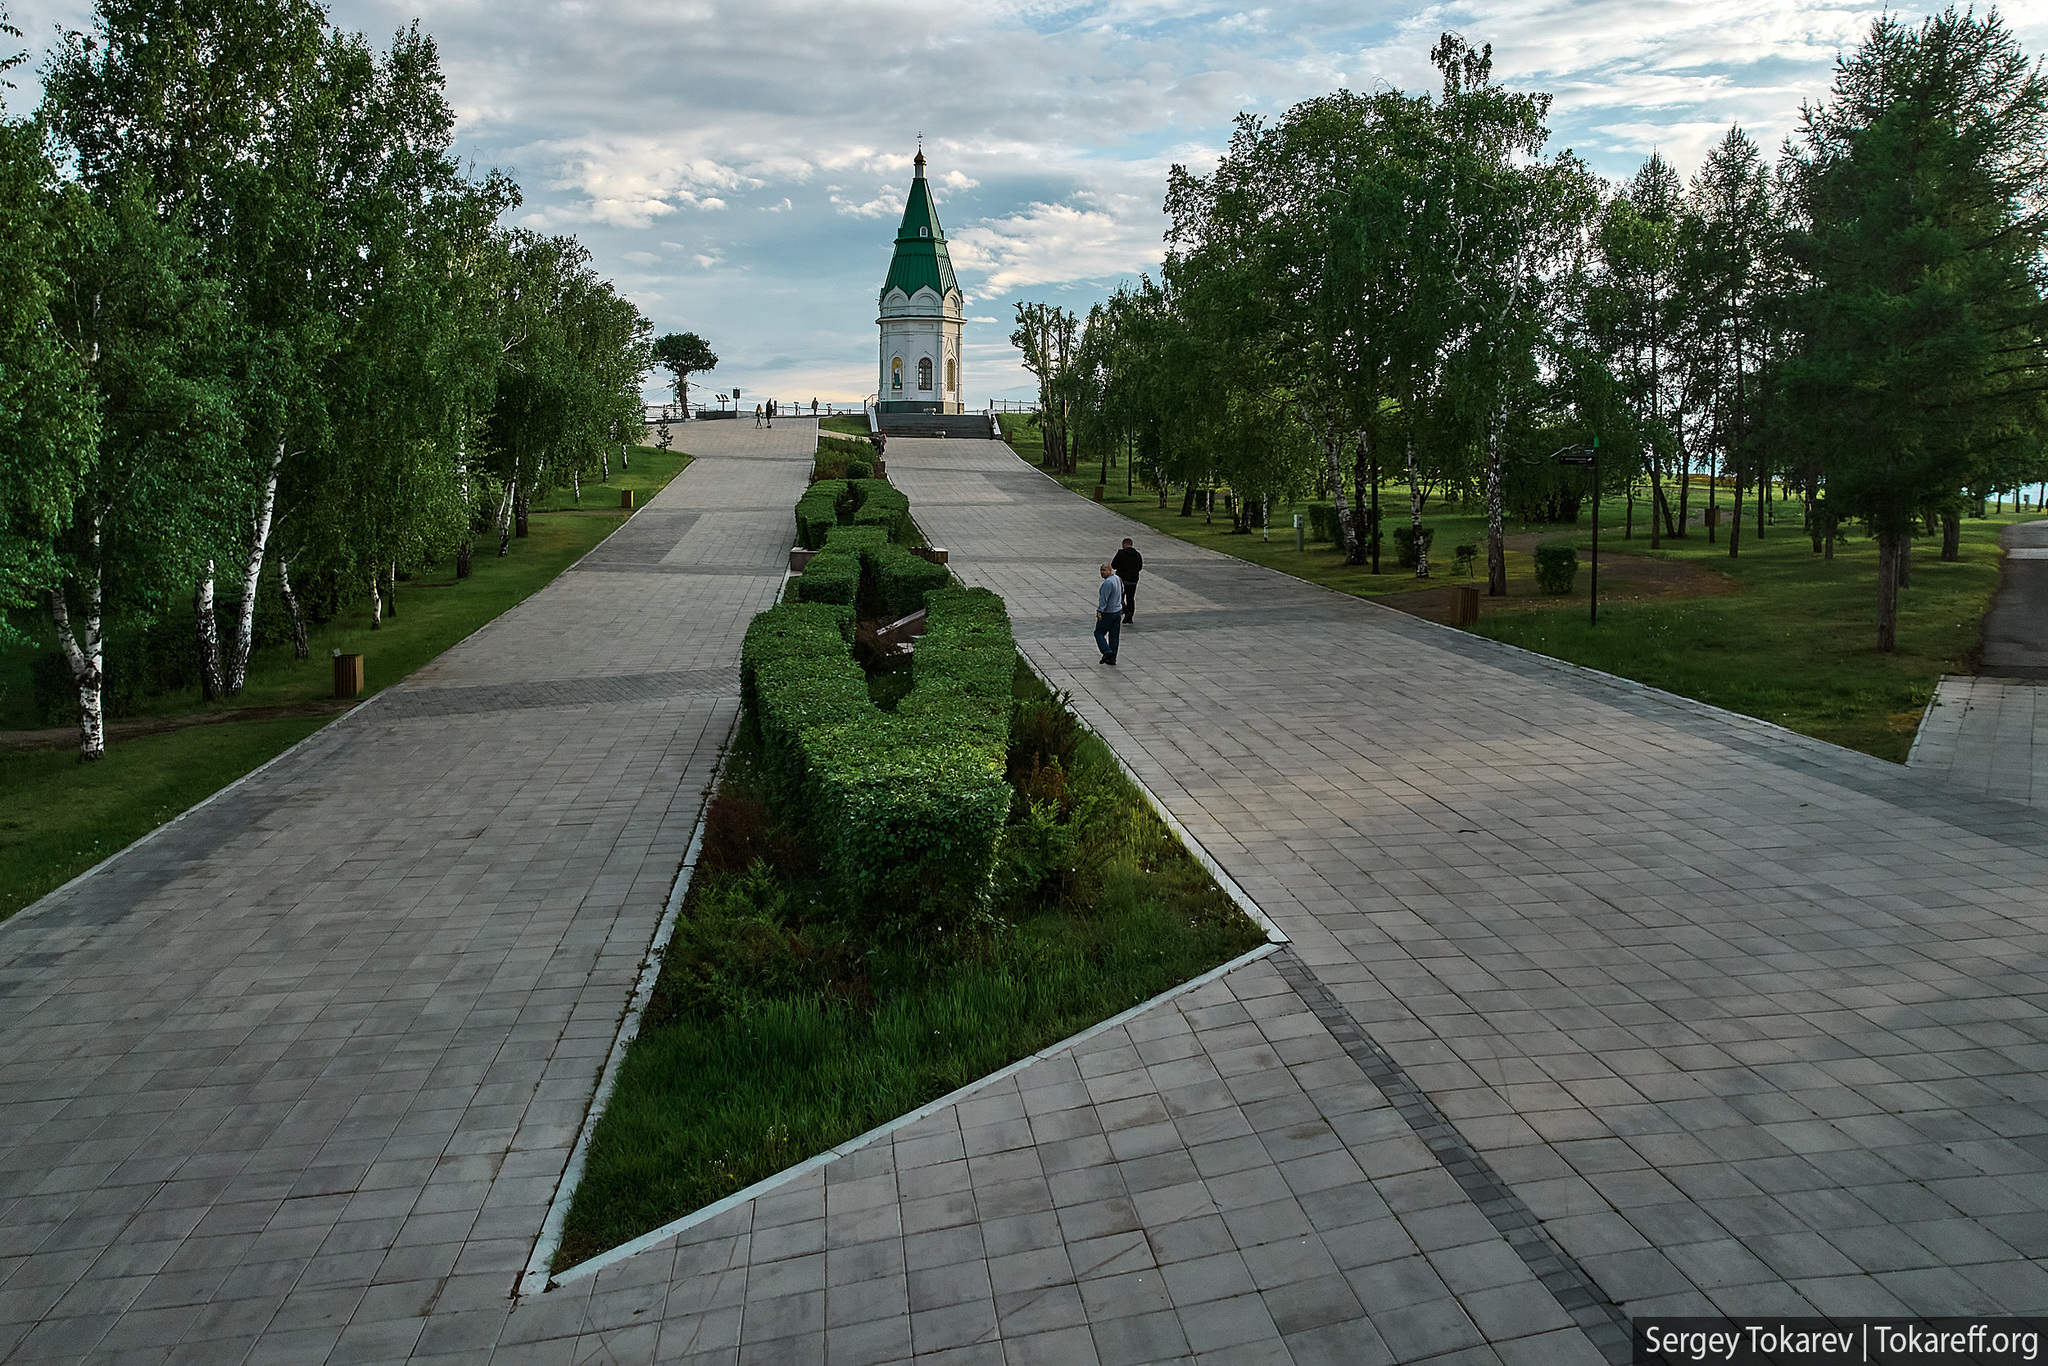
[1980,520,2048,680]
[1909,677,2048,808]
[12,428,2048,1366]
[1909,521,2048,805]
[882,443,2048,1349]
[0,421,811,1364]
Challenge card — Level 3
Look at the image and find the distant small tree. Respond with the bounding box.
[655,420,672,451]
[652,331,717,413]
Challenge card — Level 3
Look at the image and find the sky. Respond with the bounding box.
[9,0,2048,405]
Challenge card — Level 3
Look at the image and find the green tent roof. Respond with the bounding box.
[880,157,959,304]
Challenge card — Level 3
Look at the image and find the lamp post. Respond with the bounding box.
[1555,437,1600,625]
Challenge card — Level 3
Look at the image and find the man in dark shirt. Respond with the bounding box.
[1111,538,1143,623]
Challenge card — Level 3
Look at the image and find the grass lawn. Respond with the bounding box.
[994,416,2037,762]
[0,444,691,922]
[552,660,1267,1271]
[529,442,690,514]
[1472,515,2023,761]
[820,414,870,436]
[0,718,327,917]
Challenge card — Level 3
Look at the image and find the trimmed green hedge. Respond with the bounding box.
[795,480,845,550]
[742,586,1014,934]
[794,478,917,551]
[795,524,946,620]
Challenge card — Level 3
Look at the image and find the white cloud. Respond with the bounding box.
[950,191,1167,300]
[12,0,2048,401]
[833,185,905,218]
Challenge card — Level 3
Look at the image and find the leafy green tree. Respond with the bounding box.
[1588,157,1687,545]
[1010,303,1079,473]
[0,21,95,647]
[484,231,650,550]
[43,187,239,758]
[1166,92,1417,562]
[652,331,717,412]
[1785,8,2048,650]
[1675,127,1783,557]
[0,11,103,756]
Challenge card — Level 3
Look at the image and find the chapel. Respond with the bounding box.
[877,147,965,414]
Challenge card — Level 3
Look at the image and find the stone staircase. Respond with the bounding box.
[875,412,1001,439]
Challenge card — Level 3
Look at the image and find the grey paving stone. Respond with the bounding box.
[20,428,2048,1366]
[0,423,813,1364]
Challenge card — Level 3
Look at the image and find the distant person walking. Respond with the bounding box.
[1111,537,1142,623]
[767,399,776,428]
[1094,564,1122,666]
[754,403,763,428]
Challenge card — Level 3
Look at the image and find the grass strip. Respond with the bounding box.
[553,660,1266,1270]
[0,717,327,919]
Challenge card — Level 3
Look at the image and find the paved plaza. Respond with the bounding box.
[5,426,2048,1364]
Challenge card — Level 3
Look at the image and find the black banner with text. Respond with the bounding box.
[1637,1320,2048,1365]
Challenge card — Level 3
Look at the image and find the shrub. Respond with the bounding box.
[743,583,1015,937]
[1534,543,1579,594]
[1453,543,1479,576]
[814,432,872,483]
[1393,525,1435,569]
[846,478,917,546]
[846,459,874,480]
[795,479,846,550]
[794,477,920,552]
[794,524,944,619]
[1306,503,1341,543]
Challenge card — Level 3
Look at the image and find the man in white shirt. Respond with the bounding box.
[1095,564,1123,666]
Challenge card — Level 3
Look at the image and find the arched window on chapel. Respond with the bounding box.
[918,357,933,391]
[946,358,956,393]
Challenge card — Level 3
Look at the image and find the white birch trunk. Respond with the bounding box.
[1485,418,1507,596]
[197,561,224,700]
[1406,423,1429,579]
[51,515,107,761]
[225,444,283,695]
[370,575,383,630]
[1319,426,1355,559]
[497,478,516,556]
[388,562,398,618]
[572,466,581,504]
[278,558,309,659]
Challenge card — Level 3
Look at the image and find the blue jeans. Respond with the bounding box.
[1094,612,1121,660]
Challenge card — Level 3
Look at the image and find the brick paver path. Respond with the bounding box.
[1911,520,2048,806]
[1910,676,2048,809]
[882,442,2048,1350]
[0,421,809,1364]
[12,424,2048,1366]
